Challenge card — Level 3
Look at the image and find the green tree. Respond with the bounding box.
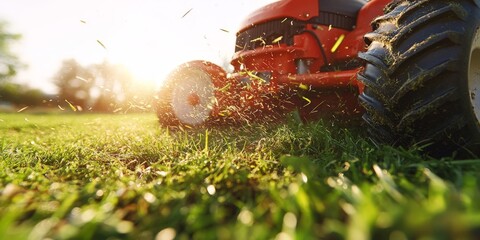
[54,59,94,110]
[0,20,21,82]
[0,82,46,106]
[21,88,45,106]
[0,82,21,103]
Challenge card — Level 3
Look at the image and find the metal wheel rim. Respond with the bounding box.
[171,70,215,126]
[469,35,480,125]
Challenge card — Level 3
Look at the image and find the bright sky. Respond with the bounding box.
[0,0,276,94]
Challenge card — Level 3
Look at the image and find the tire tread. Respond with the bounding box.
[359,0,480,156]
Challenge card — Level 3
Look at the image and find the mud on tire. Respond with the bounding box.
[358,0,480,157]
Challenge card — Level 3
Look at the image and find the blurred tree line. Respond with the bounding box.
[0,19,155,112]
[54,59,155,112]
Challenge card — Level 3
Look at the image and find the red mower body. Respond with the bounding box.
[157,0,393,126]
[223,0,391,120]
[230,0,390,83]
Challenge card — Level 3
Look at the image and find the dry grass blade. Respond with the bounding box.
[96,40,107,50]
[331,34,345,53]
[272,36,283,44]
[75,76,89,82]
[17,106,28,113]
[182,8,193,18]
[65,99,77,112]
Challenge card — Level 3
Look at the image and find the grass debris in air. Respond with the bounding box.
[0,113,479,239]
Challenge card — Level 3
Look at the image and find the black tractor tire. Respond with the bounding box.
[358,0,480,157]
[155,62,219,128]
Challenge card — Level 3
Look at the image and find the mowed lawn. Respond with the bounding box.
[1,113,480,239]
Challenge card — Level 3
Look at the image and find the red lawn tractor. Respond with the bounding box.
[155,0,480,157]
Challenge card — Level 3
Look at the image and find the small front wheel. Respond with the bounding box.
[155,61,226,127]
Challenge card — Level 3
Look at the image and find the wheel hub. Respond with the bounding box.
[187,93,201,106]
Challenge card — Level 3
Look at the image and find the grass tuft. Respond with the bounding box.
[0,113,479,239]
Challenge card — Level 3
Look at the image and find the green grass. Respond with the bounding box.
[1,113,480,239]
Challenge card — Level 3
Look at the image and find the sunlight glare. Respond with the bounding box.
[0,0,279,93]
